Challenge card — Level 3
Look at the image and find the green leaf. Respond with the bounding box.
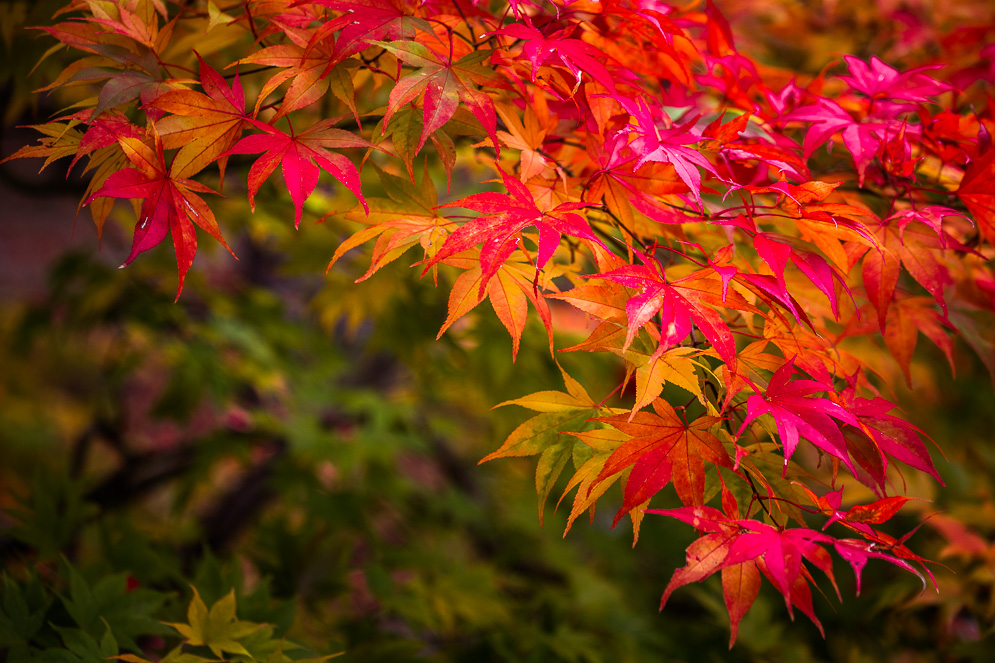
[535,438,575,526]
[58,559,168,652]
[0,573,48,648]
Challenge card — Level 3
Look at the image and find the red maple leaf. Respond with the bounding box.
[834,383,942,491]
[737,358,859,476]
[591,399,730,517]
[838,55,949,106]
[376,38,500,154]
[833,538,926,594]
[957,147,995,245]
[615,96,717,210]
[653,505,837,636]
[68,110,144,173]
[652,501,930,642]
[423,169,604,294]
[83,126,234,297]
[308,0,431,66]
[493,22,620,94]
[224,118,371,228]
[595,256,745,365]
[741,233,841,322]
[583,129,692,227]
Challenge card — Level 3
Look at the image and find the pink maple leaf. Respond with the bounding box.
[737,358,859,475]
[839,55,950,106]
[615,96,718,210]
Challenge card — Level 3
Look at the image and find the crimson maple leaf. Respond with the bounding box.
[493,22,620,94]
[833,538,925,595]
[422,169,604,294]
[737,358,859,476]
[595,256,746,365]
[375,39,500,155]
[591,399,730,518]
[615,96,718,210]
[834,384,942,491]
[653,501,930,643]
[957,147,995,245]
[583,129,693,227]
[738,233,841,322]
[224,118,371,228]
[68,110,143,173]
[653,505,837,637]
[782,98,897,185]
[798,484,916,532]
[83,126,234,297]
[308,0,431,66]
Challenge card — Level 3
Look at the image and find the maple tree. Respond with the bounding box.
[4,0,995,652]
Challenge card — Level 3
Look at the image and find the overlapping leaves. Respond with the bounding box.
[7,0,994,649]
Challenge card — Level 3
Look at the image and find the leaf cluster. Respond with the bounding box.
[3,0,995,651]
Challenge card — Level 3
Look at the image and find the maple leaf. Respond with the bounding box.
[592,399,730,516]
[838,55,949,106]
[883,296,955,386]
[798,484,917,532]
[861,237,901,330]
[722,559,761,647]
[68,111,144,174]
[652,505,837,636]
[492,22,620,95]
[239,28,336,119]
[554,427,630,536]
[423,169,604,295]
[891,206,969,248]
[957,147,995,245]
[0,117,84,172]
[737,233,842,322]
[583,130,692,227]
[835,384,942,490]
[147,54,250,180]
[1,110,141,185]
[736,358,859,476]
[375,39,500,156]
[434,252,555,360]
[492,98,555,182]
[328,165,454,281]
[616,97,718,210]
[164,588,261,659]
[83,125,234,297]
[781,97,910,185]
[841,496,914,525]
[595,258,750,365]
[309,0,432,65]
[612,344,706,416]
[224,118,371,228]
[548,280,630,329]
[481,365,604,523]
[833,538,927,595]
